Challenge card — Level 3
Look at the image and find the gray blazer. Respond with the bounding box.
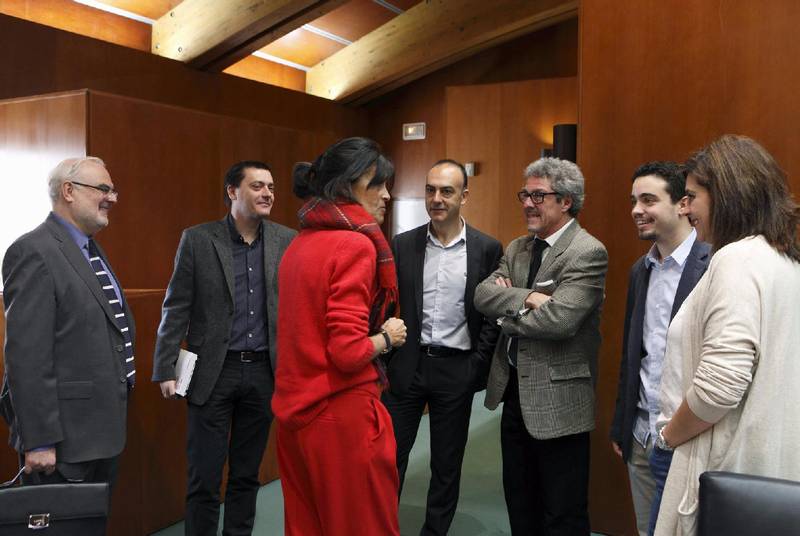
[1,213,132,462]
[474,221,608,439]
[152,217,295,405]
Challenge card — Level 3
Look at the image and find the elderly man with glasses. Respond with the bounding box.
[475,157,608,535]
[1,157,133,504]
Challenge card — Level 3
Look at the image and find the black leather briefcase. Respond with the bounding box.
[0,468,109,535]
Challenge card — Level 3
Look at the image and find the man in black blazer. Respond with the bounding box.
[2,157,133,488]
[610,161,711,536]
[152,161,295,536]
[384,159,502,536]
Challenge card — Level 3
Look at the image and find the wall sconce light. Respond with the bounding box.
[553,124,577,163]
[464,162,478,177]
[402,122,426,140]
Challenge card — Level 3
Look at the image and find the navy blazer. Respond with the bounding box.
[610,238,711,462]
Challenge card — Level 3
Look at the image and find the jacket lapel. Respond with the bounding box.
[262,220,279,292]
[211,218,235,302]
[670,239,710,320]
[464,225,480,318]
[413,225,427,322]
[46,217,120,329]
[630,262,651,358]
[535,220,581,283]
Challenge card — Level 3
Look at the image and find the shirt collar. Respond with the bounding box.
[227,213,262,245]
[51,211,90,251]
[644,228,697,268]
[426,218,467,248]
[536,217,574,248]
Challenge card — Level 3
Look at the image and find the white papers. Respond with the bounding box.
[175,349,197,397]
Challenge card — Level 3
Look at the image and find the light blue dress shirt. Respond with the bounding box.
[420,219,471,350]
[633,228,697,447]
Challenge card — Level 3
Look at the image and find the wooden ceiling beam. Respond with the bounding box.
[306,0,578,104]
[152,0,347,72]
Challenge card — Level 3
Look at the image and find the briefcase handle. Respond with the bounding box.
[0,467,25,488]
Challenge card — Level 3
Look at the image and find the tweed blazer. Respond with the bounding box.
[474,220,608,439]
[152,217,296,405]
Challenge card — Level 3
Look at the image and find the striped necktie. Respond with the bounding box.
[87,239,135,387]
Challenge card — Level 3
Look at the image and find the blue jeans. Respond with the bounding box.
[647,446,674,535]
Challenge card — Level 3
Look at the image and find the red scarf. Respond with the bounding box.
[298,198,399,380]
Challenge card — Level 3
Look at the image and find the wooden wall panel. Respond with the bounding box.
[87,92,228,290]
[0,14,367,137]
[368,18,578,202]
[0,0,150,51]
[88,91,349,289]
[118,290,184,535]
[0,92,88,276]
[579,1,800,534]
[0,87,357,534]
[446,77,578,246]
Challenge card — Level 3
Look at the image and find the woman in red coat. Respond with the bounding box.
[272,137,407,535]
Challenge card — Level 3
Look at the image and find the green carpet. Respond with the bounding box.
[153,398,604,535]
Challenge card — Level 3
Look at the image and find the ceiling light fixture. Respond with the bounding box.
[73,0,155,25]
[373,0,404,15]
[302,24,352,46]
[252,51,311,72]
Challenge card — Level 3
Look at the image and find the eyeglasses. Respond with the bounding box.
[70,181,119,198]
[517,190,559,204]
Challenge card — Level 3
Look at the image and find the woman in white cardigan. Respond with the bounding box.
[653,135,800,536]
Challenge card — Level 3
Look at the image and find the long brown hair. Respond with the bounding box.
[685,135,800,262]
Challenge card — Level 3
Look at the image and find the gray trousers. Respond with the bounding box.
[627,438,656,536]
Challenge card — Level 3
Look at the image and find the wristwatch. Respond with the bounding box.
[380,329,392,354]
[655,425,674,451]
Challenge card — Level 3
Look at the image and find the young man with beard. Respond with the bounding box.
[610,161,710,535]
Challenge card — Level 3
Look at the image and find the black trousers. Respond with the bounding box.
[383,350,478,536]
[501,372,591,536]
[185,357,273,536]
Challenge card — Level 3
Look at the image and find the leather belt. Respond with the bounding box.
[420,345,467,358]
[226,350,267,363]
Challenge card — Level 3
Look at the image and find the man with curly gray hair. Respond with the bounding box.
[475,157,608,535]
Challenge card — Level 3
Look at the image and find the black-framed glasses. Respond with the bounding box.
[517,190,559,204]
[70,181,119,198]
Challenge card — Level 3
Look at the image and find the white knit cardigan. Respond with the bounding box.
[655,236,800,536]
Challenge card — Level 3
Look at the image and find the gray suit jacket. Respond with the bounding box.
[474,221,608,439]
[1,213,132,462]
[152,217,296,406]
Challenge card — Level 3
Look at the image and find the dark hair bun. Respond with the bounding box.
[292,162,315,199]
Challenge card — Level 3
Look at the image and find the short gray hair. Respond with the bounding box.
[48,157,106,203]
[524,157,585,216]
